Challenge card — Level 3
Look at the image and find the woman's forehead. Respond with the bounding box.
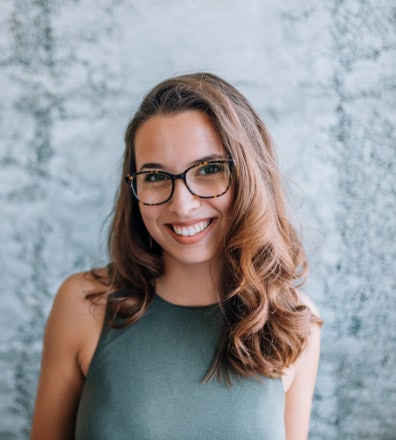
[134,111,226,171]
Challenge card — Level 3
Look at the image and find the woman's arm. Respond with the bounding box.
[284,297,321,440]
[30,273,105,440]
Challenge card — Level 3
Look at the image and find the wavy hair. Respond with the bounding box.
[90,72,321,382]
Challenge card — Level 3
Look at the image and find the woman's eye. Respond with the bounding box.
[199,163,223,175]
[144,172,168,182]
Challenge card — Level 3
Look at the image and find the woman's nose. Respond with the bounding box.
[168,179,200,216]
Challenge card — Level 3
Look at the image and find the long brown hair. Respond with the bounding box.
[91,72,321,381]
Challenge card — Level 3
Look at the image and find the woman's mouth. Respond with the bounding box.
[170,220,212,237]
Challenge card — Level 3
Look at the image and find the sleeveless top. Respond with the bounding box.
[75,294,285,440]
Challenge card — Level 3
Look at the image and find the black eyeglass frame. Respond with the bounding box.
[124,158,235,206]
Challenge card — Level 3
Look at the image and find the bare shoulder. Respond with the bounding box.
[54,268,108,307]
[55,267,109,327]
[295,290,322,359]
[47,269,109,374]
[49,271,107,328]
[282,291,321,393]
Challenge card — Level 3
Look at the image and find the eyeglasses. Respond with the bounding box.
[125,159,234,206]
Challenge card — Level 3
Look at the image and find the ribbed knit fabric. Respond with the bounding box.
[75,294,285,440]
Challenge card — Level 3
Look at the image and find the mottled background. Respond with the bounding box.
[0,0,395,439]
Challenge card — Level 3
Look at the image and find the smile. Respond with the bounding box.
[171,220,211,237]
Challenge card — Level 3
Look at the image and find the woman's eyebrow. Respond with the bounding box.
[188,154,226,166]
[139,162,163,170]
[139,154,227,171]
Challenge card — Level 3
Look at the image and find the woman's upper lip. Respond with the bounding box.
[165,218,214,227]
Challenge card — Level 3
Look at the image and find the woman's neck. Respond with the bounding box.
[155,258,221,307]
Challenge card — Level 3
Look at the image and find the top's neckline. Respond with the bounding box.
[154,293,220,310]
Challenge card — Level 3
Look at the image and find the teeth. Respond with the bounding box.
[172,220,210,237]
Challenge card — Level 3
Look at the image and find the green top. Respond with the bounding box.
[75,294,285,440]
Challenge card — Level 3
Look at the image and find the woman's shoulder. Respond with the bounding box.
[282,290,321,392]
[52,269,108,317]
[295,290,322,357]
[47,268,110,374]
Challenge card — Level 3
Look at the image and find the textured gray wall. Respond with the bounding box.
[0,1,395,439]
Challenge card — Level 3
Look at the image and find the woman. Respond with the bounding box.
[31,73,321,440]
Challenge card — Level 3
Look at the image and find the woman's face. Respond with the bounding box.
[134,110,234,270]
